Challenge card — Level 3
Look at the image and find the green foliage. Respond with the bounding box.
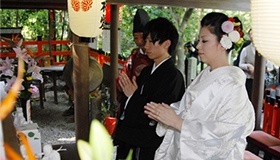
[0,9,69,40]
[0,9,49,40]
[99,84,116,120]
[1,7,251,60]
[119,6,250,58]
[55,10,70,40]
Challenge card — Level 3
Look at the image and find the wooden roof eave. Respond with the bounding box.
[106,0,251,11]
[0,0,67,10]
[0,0,250,11]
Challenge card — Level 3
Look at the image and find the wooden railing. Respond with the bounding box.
[0,40,126,66]
[0,40,71,65]
[89,50,126,67]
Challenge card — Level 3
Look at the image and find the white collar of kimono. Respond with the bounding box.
[187,66,245,100]
[140,48,145,55]
[151,56,171,74]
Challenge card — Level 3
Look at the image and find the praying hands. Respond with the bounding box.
[144,102,183,131]
[118,72,138,97]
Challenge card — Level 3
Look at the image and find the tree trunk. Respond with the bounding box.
[176,8,194,80]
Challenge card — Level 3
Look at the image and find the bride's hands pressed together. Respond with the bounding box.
[144,102,183,131]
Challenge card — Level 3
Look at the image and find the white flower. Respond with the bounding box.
[4,76,16,92]
[228,30,241,43]
[220,20,241,49]
[30,84,40,98]
[221,21,234,33]
[220,35,233,49]
[77,120,113,160]
[0,57,15,77]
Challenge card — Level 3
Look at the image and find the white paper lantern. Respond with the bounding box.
[251,0,280,66]
[68,0,104,37]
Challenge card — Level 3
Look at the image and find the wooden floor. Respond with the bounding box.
[53,143,80,160]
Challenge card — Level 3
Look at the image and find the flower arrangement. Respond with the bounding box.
[220,18,242,50]
[77,119,132,160]
[0,38,36,160]
[0,39,43,100]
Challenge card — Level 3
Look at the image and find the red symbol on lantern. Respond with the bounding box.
[81,0,93,12]
[71,0,80,12]
[71,0,93,12]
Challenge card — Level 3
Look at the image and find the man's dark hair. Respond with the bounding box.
[143,17,179,54]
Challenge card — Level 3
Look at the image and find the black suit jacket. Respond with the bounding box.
[114,58,185,148]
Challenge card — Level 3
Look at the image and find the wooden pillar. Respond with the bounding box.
[251,52,266,130]
[48,9,56,65]
[72,34,90,141]
[278,68,280,84]
[109,4,119,116]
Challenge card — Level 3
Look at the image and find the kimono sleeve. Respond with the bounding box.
[179,83,255,159]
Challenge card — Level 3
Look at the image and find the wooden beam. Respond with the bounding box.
[107,0,250,11]
[1,0,67,10]
[1,0,250,11]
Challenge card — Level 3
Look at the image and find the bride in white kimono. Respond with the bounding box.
[144,12,255,160]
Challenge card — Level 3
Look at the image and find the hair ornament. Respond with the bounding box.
[220,35,233,49]
[221,20,234,33]
[233,22,241,27]
[220,18,241,49]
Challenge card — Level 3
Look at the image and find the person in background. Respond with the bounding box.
[144,12,255,160]
[239,29,278,98]
[232,16,251,67]
[113,17,185,160]
[124,9,153,80]
[62,57,75,116]
[116,9,153,118]
[238,29,255,100]
[265,60,279,87]
[184,41,199,87]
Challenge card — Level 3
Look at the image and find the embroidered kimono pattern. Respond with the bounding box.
[155,66,255,160]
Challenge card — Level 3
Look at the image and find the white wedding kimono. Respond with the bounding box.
[155,66,255,160]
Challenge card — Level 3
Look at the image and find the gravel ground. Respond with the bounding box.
[31,88,76,145]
